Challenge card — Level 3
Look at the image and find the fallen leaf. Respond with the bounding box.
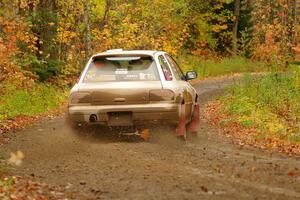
[200,186,208,192]
[139,129,150,141]
[287,171,297,177]
[8,151,25,166]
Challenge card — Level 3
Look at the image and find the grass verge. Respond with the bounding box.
[0,83,68,120]
[178,55,268,77]
[0,82,69,137]
[204,65,300,155]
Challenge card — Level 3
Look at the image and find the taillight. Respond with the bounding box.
[69,92,91,104]
[149,89,175,101]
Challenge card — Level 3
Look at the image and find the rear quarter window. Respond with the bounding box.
[158,55,173,81]
[165,55,185,80]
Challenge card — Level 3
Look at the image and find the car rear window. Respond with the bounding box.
[83,55,159,82]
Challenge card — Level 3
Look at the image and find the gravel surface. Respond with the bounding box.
[1,77,300,200]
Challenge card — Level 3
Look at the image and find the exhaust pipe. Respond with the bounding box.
[89,114,97,123]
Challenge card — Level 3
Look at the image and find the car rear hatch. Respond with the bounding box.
[78,81,164,126]
[75,54,175,126]
[78,81,163,105]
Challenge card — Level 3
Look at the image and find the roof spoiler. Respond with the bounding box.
[106,49,123,53]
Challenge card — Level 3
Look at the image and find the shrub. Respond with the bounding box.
[16,55,63,81]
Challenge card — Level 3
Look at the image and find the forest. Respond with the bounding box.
[0,0,299,82]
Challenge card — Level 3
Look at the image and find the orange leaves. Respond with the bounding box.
[0,102,66,140]
[0,15,36,85]
[204,100,300,156]
[0,175,89,199]
[252,27,282,62]
[251,0,299,61]
[292,46,300,60]
[139,129,151,141]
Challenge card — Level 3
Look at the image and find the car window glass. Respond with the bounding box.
[83,55,159,82]
[158,55,173,81]
[165,55,185,80]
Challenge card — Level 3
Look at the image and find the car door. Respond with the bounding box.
[164,54,196,118]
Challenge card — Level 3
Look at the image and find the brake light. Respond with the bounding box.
[150,89,175,101]
[69,92,91,104]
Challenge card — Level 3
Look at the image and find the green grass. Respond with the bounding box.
[221,65,300,143]
[0,176,14,186]
[177,54,268,77]
[0,83,68,120]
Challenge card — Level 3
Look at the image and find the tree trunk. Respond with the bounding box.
[232,0,241,55]
[17,0,22,14]
[84,0,92,58]
[100,0,112,30]
[36,0,58,60]
[291,0,297,47]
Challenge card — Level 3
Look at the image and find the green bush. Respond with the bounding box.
[32,59,63,81]
[16,54,63,81]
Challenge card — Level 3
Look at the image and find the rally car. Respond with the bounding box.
[67,49,200,138]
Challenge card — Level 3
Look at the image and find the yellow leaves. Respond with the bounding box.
[90,0,106,19]
[266,122,286,134]
[214,3,223,10]
[57,29,77,44]
[219,0,234,4]
[212,24,228,33]
[48,22,55,26]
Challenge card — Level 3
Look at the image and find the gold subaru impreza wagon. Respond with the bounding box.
[67,49,200,137]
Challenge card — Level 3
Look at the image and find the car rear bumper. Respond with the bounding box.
[68,103,180,125]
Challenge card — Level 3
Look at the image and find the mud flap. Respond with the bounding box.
[187,104,200,134]
[176,104,186,139]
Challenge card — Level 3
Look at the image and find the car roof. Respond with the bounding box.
[93,50,166,57]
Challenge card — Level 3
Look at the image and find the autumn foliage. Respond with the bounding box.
[0,0,299,83]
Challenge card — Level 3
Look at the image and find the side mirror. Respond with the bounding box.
[185,71,197,80]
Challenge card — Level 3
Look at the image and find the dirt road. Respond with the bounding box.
[1,78,300,200]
